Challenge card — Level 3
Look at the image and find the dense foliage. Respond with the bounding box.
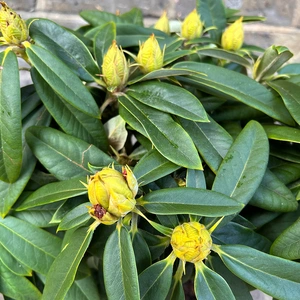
[0,0,300,299]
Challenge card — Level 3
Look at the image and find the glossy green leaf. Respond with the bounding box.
[31,68,108,150]
[0,50,22,182]
[212,121,269,205]
[186,169,206,189]
[268,80,300,125]
[120,7,143,25]
[0,216,61,274]
[250,169,298,212]
[94,22,116,70]
[216,244,300,300]
[119,95,202,169]
[197,0,226,42]
[80,10,127,27]
[127,81,208,122]
[21,85,41,119]
[270,162,300,185]
[25,126,114,180]
[43,226,93,300]
[163,50,196,65]
[103,225,140,300]
[140,187,243,216]
[173,62,295,125]
[180,116,233,173]
[254,45,293,81]
[0,261,41,300]
[17,177,87,210]
[139,254,175,300]
[29,19,99,81]
[24,43,99,118]
[270,217,300,260]
[263,125,300,143]
[58,202,91,231]
[278,63,300,74]
[133,149,180,186]
[194,261,235,300]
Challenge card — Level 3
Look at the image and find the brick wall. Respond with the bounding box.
[5,0,300,61]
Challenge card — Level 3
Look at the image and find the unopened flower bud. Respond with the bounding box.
[0,2,28,45]
[171,222,212,263]
[87,165,137,225]
[154,11,170,34]
[102,40,129,92]
[181,9,202,40]
[136,34,164,74]
[221,17,244,51]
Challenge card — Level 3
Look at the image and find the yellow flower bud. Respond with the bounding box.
[181,9,202,40]
[0,2,28,45]
[221,17,244,51]
[136,34,164,74]
[171,222,212,263]
[87,165,137,224]
[102,40,129,92]
[154,11,170,34]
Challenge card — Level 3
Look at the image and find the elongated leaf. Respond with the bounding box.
[104,115,127,151]
[0,261,41,300]
[16,177,87,210]
[103,225,140,299]
[268,80,300,125]
[194,261,235,300]
[80,10,127,27]
[250,169,298,212]
[139,255,175,300]
[278,63,300,74]
[263,125,300,144]
[120,7,143,25]
[133,149,180,186]
[0,50,22,182]
[119,95,202,169]
[173,62,295,125]
[127,81,208,122]
[216,244,300,300]
[270,217,300,260]
[31,68,108,150]
[25,126,114,180]
[29,19,99,81]
[186,169,206,189]
[0,216,61,274]
[43,226,93,300]
[140,187,243,216]
[212,121,269,205]
[24,43,99,118]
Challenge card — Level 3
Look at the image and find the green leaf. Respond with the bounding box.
[133,149,180,186]
[17,177,87,210]
[29,18,99,81]
[0,216,61,274]
[197,0,226,42]
[212,121,269,205]
[120,7,144,25]
[186,169,206,189]
[31,68,108,151]
[139,254,175,300]
[80,10,127,27]
[278,63,300,75]
[250,169,298,212]
[103,225,140,300]
[24,43,99,118]
[180,116,233,173]
[0,50,22,182]
[270,217,300,260]
[216,244,300,300]
[268,80,300,125]
[173,62,295,125]
[140,187,243,216]
[0,261,41,300]
[254,45,293,81]
[43,227,93,300]
[194,261,235,300]
[118,95,202,169]
[25,126,114,180]
[58,202,91,231]
[127,81,208,122]
[94,22,116,70]
[263,125,300,143]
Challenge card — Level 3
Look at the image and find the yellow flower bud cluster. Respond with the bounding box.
[171,222,212,263]
[181,9,203,40]
[87,165,138,225]
[102,41,129,92]
[0,1,28,45]
[221,17,244,51]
